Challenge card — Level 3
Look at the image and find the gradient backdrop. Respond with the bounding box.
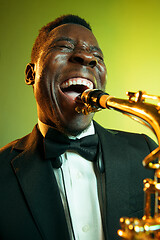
[1,0,160,147]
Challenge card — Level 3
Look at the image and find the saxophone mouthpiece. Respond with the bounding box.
[75,89,109,115]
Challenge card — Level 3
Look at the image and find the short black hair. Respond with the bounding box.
[31,14,92,63]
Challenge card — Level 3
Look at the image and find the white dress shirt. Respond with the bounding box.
[38,120,104,240]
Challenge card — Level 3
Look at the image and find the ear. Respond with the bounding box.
[25,63,35,85]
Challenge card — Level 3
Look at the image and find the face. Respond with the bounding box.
[33,23,107,135]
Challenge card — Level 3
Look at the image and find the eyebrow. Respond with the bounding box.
[51,37,75,45]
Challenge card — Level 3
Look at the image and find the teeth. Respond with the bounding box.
[73,80,76,85]
[77,79,82,85]
[61,78,94,89]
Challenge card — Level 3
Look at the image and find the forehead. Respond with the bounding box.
[48,23,99,47]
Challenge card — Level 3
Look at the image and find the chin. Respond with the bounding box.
[59,114,94,136]
[61,126,88,136]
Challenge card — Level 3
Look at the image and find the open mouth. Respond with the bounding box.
[60,77,94,101]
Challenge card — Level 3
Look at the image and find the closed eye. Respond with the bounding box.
[95,55,104,61]
[93,53,104,63]
[54,40,74,50]
[57,45,73,50]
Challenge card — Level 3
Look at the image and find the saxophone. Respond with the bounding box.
[75,89,160,239]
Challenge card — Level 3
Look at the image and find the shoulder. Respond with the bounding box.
[0,134,29,161]
[94,120,157,151]
[112,129,157,152]
[0,124,42,160]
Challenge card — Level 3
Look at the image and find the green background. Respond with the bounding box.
[1,0,160,147]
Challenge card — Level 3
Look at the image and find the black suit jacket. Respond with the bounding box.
[0,121,157,240]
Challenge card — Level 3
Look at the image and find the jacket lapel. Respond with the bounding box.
[11,125,70,240]
[94,122,130,239]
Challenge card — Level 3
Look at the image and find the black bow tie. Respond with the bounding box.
[43,128,99,168]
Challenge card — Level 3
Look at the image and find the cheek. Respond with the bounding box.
[102,71,107,89]
[98,64,107,90]
[34,81,48,107]
[34,64,53,106]
[48,52,68,68]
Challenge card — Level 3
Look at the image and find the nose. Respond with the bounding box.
[70,51,97,68]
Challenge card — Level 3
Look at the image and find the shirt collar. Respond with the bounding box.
[38,119,95,139]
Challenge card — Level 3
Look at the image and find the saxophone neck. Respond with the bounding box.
[105,91,160,144]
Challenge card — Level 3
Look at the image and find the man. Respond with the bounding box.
[0,15,157,240]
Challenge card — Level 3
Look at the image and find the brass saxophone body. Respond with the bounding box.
[75,89,160,239]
